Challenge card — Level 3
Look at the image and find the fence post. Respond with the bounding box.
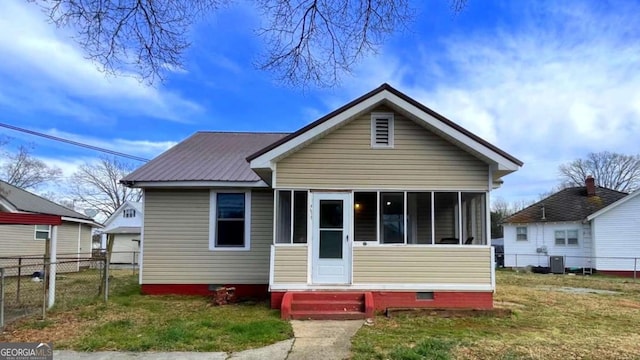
[16,257,22,304]
[104,257,109,302]
[515,254,518,268]
[132,252,135,276]
[1,268,5,328]
[634,258,637,280]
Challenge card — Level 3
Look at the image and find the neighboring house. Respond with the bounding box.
[0,180,101,270]
[502,176,637,274]
[121,84,523,318]
[101,201,143,264]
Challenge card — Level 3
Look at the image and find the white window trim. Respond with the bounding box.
[34,225,51,241]
[209,190,251,251]
[516,226,528,241]
[554,229,579,246]
[370,112,395,148]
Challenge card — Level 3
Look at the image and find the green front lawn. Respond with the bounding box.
[1,271,293,352]
[351,270,640,360]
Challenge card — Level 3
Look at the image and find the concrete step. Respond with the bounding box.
[291,299,364,312]
[289,310,368,320]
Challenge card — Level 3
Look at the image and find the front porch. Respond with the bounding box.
[270,190,495,317]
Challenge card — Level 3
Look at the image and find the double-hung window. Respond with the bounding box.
[555,230,579,246]
[516,227,527,241]
[210,191,251,250]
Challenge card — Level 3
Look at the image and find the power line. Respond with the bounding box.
[0,122,150,162]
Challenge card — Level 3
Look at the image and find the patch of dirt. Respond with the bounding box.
[537,286,621,295]
[386,308,512,318]
[615,299,640,309]
[494,301,526,308]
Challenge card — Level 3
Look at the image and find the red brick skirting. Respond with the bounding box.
[598,270,639,278]
[141,284,269,300]
[270,291,493,312]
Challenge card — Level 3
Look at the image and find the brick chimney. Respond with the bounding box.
[585,176,596,196]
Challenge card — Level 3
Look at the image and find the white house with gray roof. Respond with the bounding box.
[101,201,143,264]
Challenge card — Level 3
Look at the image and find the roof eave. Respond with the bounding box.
[122,180,270,189]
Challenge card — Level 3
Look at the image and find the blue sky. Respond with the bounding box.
[0,0,639,205]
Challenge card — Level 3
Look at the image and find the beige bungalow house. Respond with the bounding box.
[122,84,522,319]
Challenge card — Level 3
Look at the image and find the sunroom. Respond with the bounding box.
[270,189,493,290]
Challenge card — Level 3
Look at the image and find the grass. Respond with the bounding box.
[351,270,640,360]
[1,271,293,352]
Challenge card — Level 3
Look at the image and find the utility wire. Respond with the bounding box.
[0,122,150,162]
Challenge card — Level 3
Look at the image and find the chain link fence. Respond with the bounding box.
[0,251,139,328]
[504,253,640,278]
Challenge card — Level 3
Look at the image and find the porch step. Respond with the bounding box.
[281,291,374,320]
[290,310,367,320]
[292,299,364,312]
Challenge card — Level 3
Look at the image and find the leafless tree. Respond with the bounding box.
[30,0,466,87]
[558,151,640,193]
[69,156,142,218]
[0,143,62,190]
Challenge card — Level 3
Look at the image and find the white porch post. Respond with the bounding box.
[48,225,58,309]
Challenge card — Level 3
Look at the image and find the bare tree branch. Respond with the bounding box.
[0,143,62,190]
[69,156,142,218]
[558,151,640,193]
[256,0,413,87]
[29,1,467,87]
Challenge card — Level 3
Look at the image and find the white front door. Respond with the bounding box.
[312,193,351,284]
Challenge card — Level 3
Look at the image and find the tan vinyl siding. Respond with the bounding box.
[353,246,491,284]
[273,246,308,283]
[0,222,92,275]
[142,189,273,284]
[276,109,489,189]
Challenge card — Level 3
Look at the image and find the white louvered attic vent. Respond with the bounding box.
[371,112,394,148]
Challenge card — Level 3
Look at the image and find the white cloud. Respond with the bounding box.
[0,1,202,123]
[350,1,640,202]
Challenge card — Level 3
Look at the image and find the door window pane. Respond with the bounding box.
[319,230,343,258]
[320,200,343,228]
[380,192,404,244]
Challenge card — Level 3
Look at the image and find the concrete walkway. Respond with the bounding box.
[54,320,363,360]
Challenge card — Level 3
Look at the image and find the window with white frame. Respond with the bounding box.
[209,191,251,250]
[371,112,394,148]
[34,225,50,240]
[123,209,136,218]
[555,230,579,246]
[275,190,308,244]
[516,226,527,241]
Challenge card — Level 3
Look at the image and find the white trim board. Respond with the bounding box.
[270,283,493,292]
[586,190,640,221]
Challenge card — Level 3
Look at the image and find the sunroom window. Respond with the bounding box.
[380,192,404,244]
[353,191,487,245]
[275,190,308,244]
